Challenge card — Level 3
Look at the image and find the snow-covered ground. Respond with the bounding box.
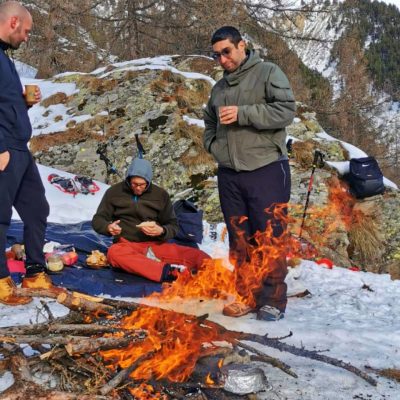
[3,162,400,399]
[1,57,399,399]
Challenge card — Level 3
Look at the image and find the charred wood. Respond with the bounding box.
[99,351,155,395]
[241,332,377,386]
[57,292,114,314]
[235,341,298,378]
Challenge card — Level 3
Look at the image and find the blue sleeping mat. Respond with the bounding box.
[7,220,162,297]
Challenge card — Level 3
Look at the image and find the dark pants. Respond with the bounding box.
[218,160,291,312]
[0,150,49,278]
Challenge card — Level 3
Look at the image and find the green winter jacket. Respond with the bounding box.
[203,50,296,171]
[92,181,179,243]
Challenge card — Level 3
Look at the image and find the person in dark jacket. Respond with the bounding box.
[92,158,210,282]
[203,26,296,320]
[0,1,62,306]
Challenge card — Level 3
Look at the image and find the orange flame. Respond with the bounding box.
[205,373,215,385]
[101,307,228,382]
[101,184,357,384]
[129,383,167,399]
[101,205,289,382]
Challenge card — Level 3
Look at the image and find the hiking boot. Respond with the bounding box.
[161,264,182,282]
[170,264,187,272]
[256,305,285,321]
[0,276,32,306]
[22,272,65,295]
[222,301,254,317]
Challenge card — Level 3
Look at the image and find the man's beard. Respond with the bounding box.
[9,28,23,50]
[9,42,21,50]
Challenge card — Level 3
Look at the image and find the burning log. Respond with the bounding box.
[56,292,114,313]
[19,288,141,312]
[5,286,378,396]
[0,334,137,355]
[99,352,155,395]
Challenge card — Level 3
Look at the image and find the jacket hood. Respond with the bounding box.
[126,158,153,184]
[224,50,262,86]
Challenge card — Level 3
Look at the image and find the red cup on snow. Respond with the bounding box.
[315,258,334,269]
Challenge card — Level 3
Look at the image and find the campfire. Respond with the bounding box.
[0,191,378,399]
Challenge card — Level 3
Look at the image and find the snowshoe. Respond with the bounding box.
[48,174,79,196]
[74,175,100,195]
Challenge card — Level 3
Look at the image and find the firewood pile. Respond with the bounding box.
[0,289,377,399]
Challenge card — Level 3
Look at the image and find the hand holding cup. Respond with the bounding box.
[24,84,41,106]
[219,105,239,125]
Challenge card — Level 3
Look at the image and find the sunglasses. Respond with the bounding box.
[130,181,147,188]
[212,47,233,60]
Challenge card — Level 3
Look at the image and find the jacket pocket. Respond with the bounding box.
[11,105,32,141]
[210,138,231,167]
[269,81,295,102]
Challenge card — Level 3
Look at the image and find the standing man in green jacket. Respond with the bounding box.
[203,26,296,320]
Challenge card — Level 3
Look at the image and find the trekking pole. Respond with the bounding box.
[96,143,124,180]
[135,134,146,159]
[299,150,325,239]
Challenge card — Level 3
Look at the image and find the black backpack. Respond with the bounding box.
[345,157,385,199]
[170,200,203,248]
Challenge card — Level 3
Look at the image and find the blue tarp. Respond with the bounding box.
[7,220,162,297]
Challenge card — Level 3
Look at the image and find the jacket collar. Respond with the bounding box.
[0,39,11,51]
[224,50,262,86]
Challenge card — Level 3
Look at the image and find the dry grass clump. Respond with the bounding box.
[174,56,219,78]
[41,92,68,108]
[174,83,209,113]
[30,115,110,153]
[292,139,320,168]
[376,368,400,382]
[124,70,141,81]
[150,70,210,113]
[86,77,118,94]
[174,120,214,169]
[150,79,168,93]
[348,212,385,270]
[161,69,183,84]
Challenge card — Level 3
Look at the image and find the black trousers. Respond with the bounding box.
[218,159,291,312]
[0,150,49,278]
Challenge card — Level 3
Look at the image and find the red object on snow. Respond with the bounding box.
[349,266,360,271]
[316,258,334,269]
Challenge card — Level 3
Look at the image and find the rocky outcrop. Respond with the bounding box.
[30,56,400,276]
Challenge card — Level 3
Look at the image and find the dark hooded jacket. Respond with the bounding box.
[0,40,32,153]
[92,158,179,243]
[203,50,295,172]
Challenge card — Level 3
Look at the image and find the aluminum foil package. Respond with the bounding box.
[220,364,269,395]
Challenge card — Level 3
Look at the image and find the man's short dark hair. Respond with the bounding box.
[211,26,243,46]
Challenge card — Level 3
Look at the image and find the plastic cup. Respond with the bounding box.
[25,84,38,105]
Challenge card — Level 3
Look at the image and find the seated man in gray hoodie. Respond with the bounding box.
[92,158,210,282]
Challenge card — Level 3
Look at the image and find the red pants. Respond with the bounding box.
[107,238,210,282]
